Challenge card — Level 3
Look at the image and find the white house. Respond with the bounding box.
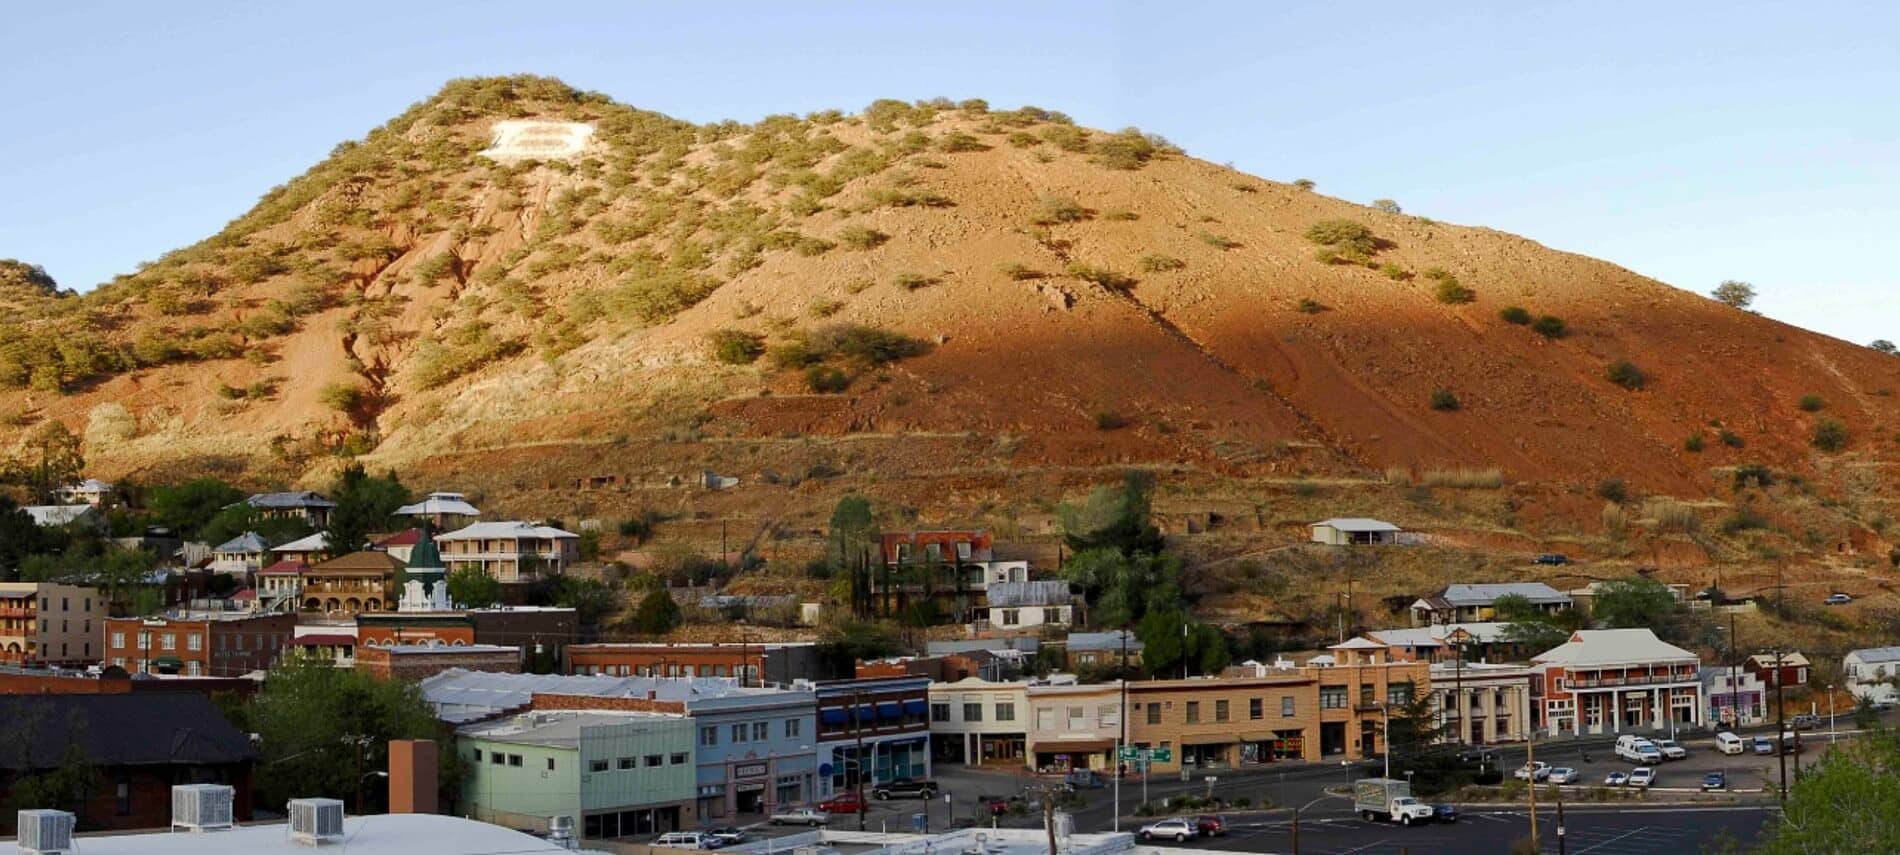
[210,531,270,576]
[1701,666,1767,727]
[1531,628,1704,736]
[56,478,114,507]
[1428,660,1535,745]
[1309,518,1401,546]
[1844,646,1900,705]
[983,580,1073,630]
[23,504,99,528]
[1410,583,1573,626]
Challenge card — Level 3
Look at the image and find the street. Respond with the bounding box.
[1171,804,1772,855]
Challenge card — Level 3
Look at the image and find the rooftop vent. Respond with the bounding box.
[287,797,345,844]
[171,783,235,832]
[15,810,74,855]
[548,814,577,851]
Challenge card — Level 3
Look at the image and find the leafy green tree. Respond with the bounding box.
[325,464,411,557]
[1135,605,1228,677]
[632,589,681,634]
[1057,471,1163,556]
[813,619,904,675]
[1710,279,1756,310]
[0,495,53,572]
[251,657,450,813]
[1854,695,1882,731]
[446,567,500,608]
[1494,593,1582,652]
[198,504,313,548]
[1591,577,1678,629]
[0,421,84,502]
[1756,729,1900,852]
[146,478,245,539]
[3,742,98,821]
[547,576,618,626]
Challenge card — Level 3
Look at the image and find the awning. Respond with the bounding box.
[903,699,929,716]
[1181,734,1234,746]
[1036,739,1115,753]
[877,701,903,720]
[151,656,184,669]
[821,708,849,725]
[1240,732,1282,743]
[856,704,876,721]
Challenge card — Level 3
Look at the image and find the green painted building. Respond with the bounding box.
[459,710,697,839]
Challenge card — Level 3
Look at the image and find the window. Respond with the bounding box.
[1388,681,1415,705]
[618,757,637,770]
[646,754,663,767]
[60,620,67,633]
[161,633,176,651]
[1359,684,1374,706]
[671,752,688,765]
[931,703,950,722]
[1043,608,1062,624]
[732,724,748,743]
[996,702,1016,722]
[1067,706,1083,730]
[110,632,124,649]
[956,541,973,560]
[1215,700,1230,722]
[491,753,505,765]
[1146,704,1161,725]
[187,661,201,676]
[963,703,983,722]
[116,771,130,816]
[925,543,942,561]
[895,543,912,562]
[1001,609,1020,626]
[786,719,801,738]
[187,634,202,652]
[1036,708,1054,729]
[547,758,555,771]
[136,632,148,650]
[60,597,67,611]
[753,722,769,741]
[1186,701,1201,724]
[700,727,718,746]
[1282,696,1296,718]
[473,749,483,762]
[590,760,609,772]
[83,597,90,612]
[1320,686,1348,710]
[1249,698,1263,720]
[508,755,522,767]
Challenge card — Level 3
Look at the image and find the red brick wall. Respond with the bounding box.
[530,692,687,715]
[355,647,520,681]
[360,624,478,647]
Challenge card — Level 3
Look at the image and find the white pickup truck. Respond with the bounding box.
[1354,778,1436,826]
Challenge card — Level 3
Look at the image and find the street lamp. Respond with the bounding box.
[1381,703,1392,779]
[1828,684,1837,744]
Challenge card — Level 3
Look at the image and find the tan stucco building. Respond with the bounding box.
[0,582,108,666]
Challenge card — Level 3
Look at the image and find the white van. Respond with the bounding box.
[1715,732,1745,755]
[655,832,718,850]
[1613,734,1662,764]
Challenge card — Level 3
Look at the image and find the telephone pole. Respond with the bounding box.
[855,689,868,830]
[1113,630,1128,831]
[1775,647,1789,802]
[1526,736,1538,852]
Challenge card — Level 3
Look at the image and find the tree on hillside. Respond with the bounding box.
[1062,548,1184,629]
[1591,577,1679,630]
[1058,471,1163,556]
[1872,340,1897,355]
[324,464,411,557]
[1136,605,1228,677]
[198,504,314,549]
[632,589,681,635]
[146,478,245,540]
[1494,593,1584,653]
[826,495,879,616]
[0,496,52,572]
[250,657,451,813]
[0,421,84,502]
[1755,728,1900,852]
[446,567,500,609]
[1710,280,1756,310]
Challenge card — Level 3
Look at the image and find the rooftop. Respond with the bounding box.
[271,531,330,553]
[212,531,270,554]
[40,813,580,854]
[0,693,254,769]
[245,491,337,510]
[419,669,812,723]
[371,643,518,655]
[310,550,405,575]
[985,580,1073,607]
[24,504,95,527]
[437,520,578,541]
[458,709,682,747]
[1066,630,1144,652]
[1532,629,1699,668]
[1849,646,1900,664]
[1431,582,1571,607]
[1369,622,1514,648]
[1312,517,1401,532]
[396,491,483,517]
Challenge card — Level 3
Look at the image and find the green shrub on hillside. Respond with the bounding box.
[320,381,367,414]
[1435,280,1476,304]
[805,365,851,393]
[998,262,1044,280]
[708,330,765,365]
[1067,263,1137,292]
[837,225,889,250]
[1039,125,1090,152]
[1798,395,1825,412]
[1605,360,1647,390]
[1500,306,1532,325]
[1033,196,1092,225]
[1198,231,1241,250]
[1531,315,1567,338]
[1140,254,1186,273]
[1430,389,1461,411]
[935,132,989,153]
[1304,219,1380,257]
[1812,417,1850,452]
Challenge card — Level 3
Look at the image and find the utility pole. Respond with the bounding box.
[1556,797,1568,855]
[1526,735,1538,852]
[1181,621,1188,680]
[1728,612,1741,729]
[1290,807,1300,855]
[1453,633,1465,746]
[855,689,868,831]
[1774,647,1788,802]
[1113,629,1128,831]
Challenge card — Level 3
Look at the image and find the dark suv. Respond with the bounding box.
[1532,553,1569,565]
[872,778,939,800]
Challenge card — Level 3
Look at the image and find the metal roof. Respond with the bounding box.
[1848,646,1900,664]
[396,491,482,517]
[245,491,337,510]
[24,504,95,527]
[212,531,269,554]
[1531,629,1698,667]
[437,520,578,541]
[1065,630,1144,652]
[985,580,1072,607]
[271,531,330,553]
[1436,582,1571,607]
[1311,518,1401,532]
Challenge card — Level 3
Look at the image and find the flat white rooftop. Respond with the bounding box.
[44,813,588,854]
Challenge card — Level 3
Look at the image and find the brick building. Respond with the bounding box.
[1531,628,1703,736]
[813,676,930,798]
[360,606,578,671]
[301,551,401,615]
[0,582,108,667]
[355,643,521,681]
[103,611,296,677]
[1126,673,1320,771]
[567,642,826,683]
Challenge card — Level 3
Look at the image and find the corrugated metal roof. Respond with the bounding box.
[1438,583,1571,607]
[1311,518,1401,532]
[985,580,1072,607]
[1531,628,1697,667]
[1066,630,1144,652]
[1848,646,1900,664]
[437,520,578,541]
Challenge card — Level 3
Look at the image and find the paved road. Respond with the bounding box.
[1167,804,1773,855]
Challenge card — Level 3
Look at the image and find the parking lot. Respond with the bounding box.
[1507,728,1842,795]
[1159,804,1773,855]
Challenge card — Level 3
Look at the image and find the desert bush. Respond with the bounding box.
[836,225,889,250]
[1435,280,1476,304]
[1093,128,1170,169]
[85,403,137,446]
[935,132,989,153]
[1605,360,1647,390]
[1643,498,1700,534]
[1038,125,1090,152]
[1597,478,1630,504]
[1380,263,1408,281]
[411,324,524,389]
[1033,195,1092,225]
[1812,417,1850,452]
[1798,394,1825,412]
[1296,298,1325,314]
[1500,306,1532,325]
[1304,219,1379,256]
[893,272,939,291]
[1430,389,1461,411]
[1198,231,1241,250]
[1531,315,1567,338]
[1383,467,1413,486]
[319,381,367,414]
[809,299,844,318]
[1421,467,1504,488]
[1684,434,1705,452]
[805,365,851,393]
[1093,411,1129,430]
[1601,502,1628,539]
[1372,199,1402,214]
[998,262,1044,280]
[1006,132,1039,148]
[1719,429,1745,448]
[1067,263,1137,292]
[1293,178,1316,190]
[1103,210,1140,221]
[1140,254,1186,273]
[863,186,952,209]
[1718,508,1769,534]
[708,329,766,365]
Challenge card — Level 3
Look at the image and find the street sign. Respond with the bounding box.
[1117,747,1140,761]
[1148,748,1172,763]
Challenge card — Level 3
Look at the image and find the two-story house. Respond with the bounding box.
[1410,582,1573,626]
[243,491,337,528]
[437,521,580,584]
[812,675,930,797]
[1531,629,1703,736]
[927,677,1029,767]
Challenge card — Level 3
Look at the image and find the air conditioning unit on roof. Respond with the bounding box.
[172,783,235,831]
[287,797,345,844]
[16,809,75,854]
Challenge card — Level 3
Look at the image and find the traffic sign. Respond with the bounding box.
[1148,748,1172,763]
[1117,747,1140,761]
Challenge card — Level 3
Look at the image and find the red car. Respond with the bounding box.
[818,793,868,814]
[1195,815,1227,837]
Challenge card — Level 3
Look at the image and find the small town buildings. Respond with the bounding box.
[870,530,1029,622]
[437,521,580,584]
[396,491,483,528]
[104,610,296,676]
[289,629,357,667]
[356,643,521,681]
[0,693,255,832]
[0,582,107,666]
[927,677,1028,767]
[1702,666,1768,727]
[1410,583,1572,626]
[925,636,1040,678]
[1428,660,1534,744]
[301,550,402,614]
[1368,622,1527,664]
[1297,637,1432,760]
[812,675,931,798]
[1066,630,1143,670]
[859,651,1010,683]
[982,580,1074,632]
[421,669,656,724]
[567,642,827,683]
[56,478,114,507]
[1025,679,1123,772]
[359,606,578,671]
[1844,646,1900,706]
[374,528,423,563]
[22,504,99,528]
[1127,671,1322,770]
[1745,651,1811,689]
[209,531,270,576]
[270,531,331,565]
[256,560,307,612]
[459,709,696,839]
[1531,628,1703,736]
[1309,518,1401,546]
[244,490,336,528]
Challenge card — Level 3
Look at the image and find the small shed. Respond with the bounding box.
[1310,518,1402,546]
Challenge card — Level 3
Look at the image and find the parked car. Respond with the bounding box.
[655,832,721,850]
[872,778,939,800]
[1615,735,1663,765]
[818,793,868,814]
[1514,761,1551,781]
[1826,593,1853,606]
[1604,771,1630,787]
[1137,819,1198,843]
[1547,767,1579,784]
[1629,768,1655,789]
[979,795,1020,816]
[1702,771,1727,791]
[706,827,748,847]
[1432,804,1459,824]
[1653,738,1688,760]
[1791,714,1821,731]
[1194,816,1227,837]
[1532,553,1569,565]
[769,808,829,827]
[1753,736,1777,755]
[1716,732,1746,755]
[1064,768,1106,790]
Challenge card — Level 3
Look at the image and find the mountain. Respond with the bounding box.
[4,76,1897,561]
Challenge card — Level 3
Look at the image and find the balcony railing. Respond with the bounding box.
[1568,673,1695,689]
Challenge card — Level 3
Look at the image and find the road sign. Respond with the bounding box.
[1148,748,1172,763]
[1118,747,1140,761]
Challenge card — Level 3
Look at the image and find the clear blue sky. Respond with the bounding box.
[6,1,1897,345]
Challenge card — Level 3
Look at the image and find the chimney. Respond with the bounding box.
[388,739,439,815]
